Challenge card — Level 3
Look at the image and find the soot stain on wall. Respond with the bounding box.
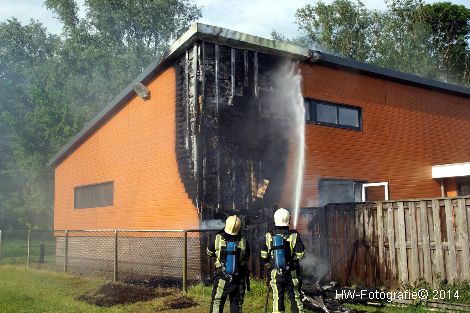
[175,41,292,225]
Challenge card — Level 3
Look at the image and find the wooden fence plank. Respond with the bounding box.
[444,199,457,283]
[328,206,334,282]
[467,201,470,240]
[420,200,432,284]
[409,201,419,283]
[432,199,444,283]
[349,206,360,283]
[397,201,409,284]
[349,204,359,284]
[319,206,329,279]
[372,205,378,285]
[358,206,366,284]
[415,201,423,278]
[377,202,385,284]
[365,205,374,286]
[387,202,397,284]
[342,206,350,285]
[457,198,470,281]
[333,206,339,283]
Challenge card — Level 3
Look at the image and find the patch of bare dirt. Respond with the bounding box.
[78,282,168,307]
[123,275,184,288]
[163,296,198,309]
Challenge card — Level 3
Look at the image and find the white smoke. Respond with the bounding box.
[199,219,225,230]
[300,252,329,282]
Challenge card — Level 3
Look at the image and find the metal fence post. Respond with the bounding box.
[114,230,118,282]
[64,230,69,273]
[0,230,2,264]
[27,228,31,269]
[39,244,45,264]
[183,230,188,293]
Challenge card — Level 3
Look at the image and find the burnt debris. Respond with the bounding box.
[176,41,292,223]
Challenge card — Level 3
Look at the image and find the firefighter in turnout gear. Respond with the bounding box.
[261,208,305,313]
[207,215,250,313]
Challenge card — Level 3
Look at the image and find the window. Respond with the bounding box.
[305,99,361,130]
[74,182,113,209]
[319,179,364,206]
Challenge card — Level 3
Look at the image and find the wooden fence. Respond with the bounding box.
[302,197,470,287]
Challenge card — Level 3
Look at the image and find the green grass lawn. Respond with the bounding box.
[0,265,315,313]
[0,265,459,313]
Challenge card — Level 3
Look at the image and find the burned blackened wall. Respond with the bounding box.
[176,41,290,222]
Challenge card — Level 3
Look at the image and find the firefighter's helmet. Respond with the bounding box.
[274,208,291,226]
[224,215,241,235]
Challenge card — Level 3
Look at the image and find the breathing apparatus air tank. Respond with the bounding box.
[272,234,286,269]
[225,241,238,274]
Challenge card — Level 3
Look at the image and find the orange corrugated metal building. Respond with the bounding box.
[49,24,470,232]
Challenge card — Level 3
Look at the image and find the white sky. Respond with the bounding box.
[0,0,469,38]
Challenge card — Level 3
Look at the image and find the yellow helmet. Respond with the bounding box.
[274,208,290,226]
[224,215,241,235]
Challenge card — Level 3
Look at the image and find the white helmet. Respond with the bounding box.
[224,215,241,235]
[274,208,291,227]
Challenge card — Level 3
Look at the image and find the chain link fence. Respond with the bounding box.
[0,230,58,270]
[0,229,227,292]
[1,227,319,291]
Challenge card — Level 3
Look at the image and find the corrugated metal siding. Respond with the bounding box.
[290,63,470,212]
[54,66,199,230]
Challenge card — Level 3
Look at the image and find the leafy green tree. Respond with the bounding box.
[291,0,470,86]
[372,0,438,79]
[0,19,60,228]
[421,2,470,85]
[295,0,374,62]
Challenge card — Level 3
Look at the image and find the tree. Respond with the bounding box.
[372,0,438,79]
[0,0,201,228]
[295,0,374,62]
[0,19,60,228]
[290,0,470,86]
[421,2,470,85]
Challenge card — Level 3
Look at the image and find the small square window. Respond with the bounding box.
[317,103,338,124]
[339,106,359,128]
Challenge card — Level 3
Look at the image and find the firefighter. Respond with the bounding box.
[261,208,305,313]
[207,215,250,313]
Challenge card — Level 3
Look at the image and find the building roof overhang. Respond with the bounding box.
[48,23,470,167]
[432,162,470,178]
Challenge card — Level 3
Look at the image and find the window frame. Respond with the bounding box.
[305,98,363,131]
[74,181,114,209]
[318,178,367,206]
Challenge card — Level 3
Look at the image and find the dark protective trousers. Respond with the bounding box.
[209,275,245,313]
[269,269,304,313]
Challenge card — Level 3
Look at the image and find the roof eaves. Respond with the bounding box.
[194,24,309,59]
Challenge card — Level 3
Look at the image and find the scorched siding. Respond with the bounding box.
[54,66,199,230]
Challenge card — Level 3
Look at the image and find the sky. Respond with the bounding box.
[0,0,469,39]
